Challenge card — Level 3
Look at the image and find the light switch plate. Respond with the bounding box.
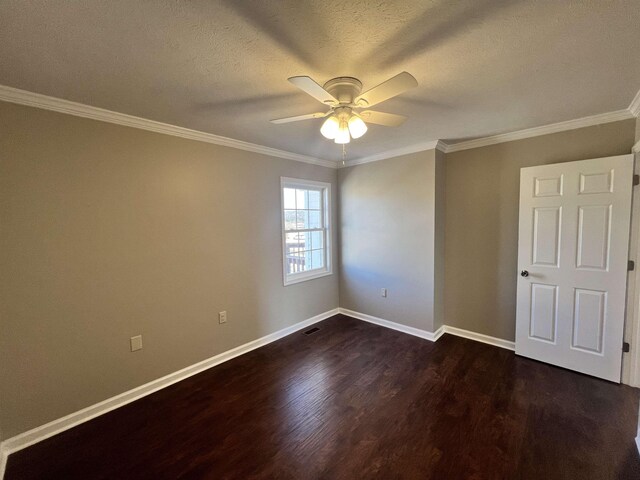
[130,335,143,352]
[219,311,227,324]
[381,288,387,298]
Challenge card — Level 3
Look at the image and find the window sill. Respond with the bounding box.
[283,269,333,286]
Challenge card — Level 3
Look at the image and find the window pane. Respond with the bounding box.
[311,249,324,269]
[284,210,297,230]
[309,210,321,229]
[287,251,305,274]
[296,189,308,209]
[298,231,311,251]
[286,232,313,251]
[310,231,324,250]
[308,189,321,209]
[283,188,296,209]
[296,210,309,229]
[285,232,301,253]
[304,250,313,270]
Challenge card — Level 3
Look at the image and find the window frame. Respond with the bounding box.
[280,177,332,286]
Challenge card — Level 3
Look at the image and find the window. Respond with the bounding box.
[281,177,332,286]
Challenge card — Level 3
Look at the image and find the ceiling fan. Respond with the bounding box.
[270,72,418,144]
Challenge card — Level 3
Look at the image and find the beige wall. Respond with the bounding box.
[434,149,446,330]
[636,117,640,445]
[338,150,443,332]
[0,102,339,439]
[445,119,637,340]
[1,98,636,442]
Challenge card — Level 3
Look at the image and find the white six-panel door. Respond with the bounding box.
[516,155,634,382]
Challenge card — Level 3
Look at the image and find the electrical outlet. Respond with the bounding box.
[381,288,387,298]
[130,335,143,352]
[219,311,227,324]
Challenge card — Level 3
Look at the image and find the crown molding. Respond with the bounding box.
[0,85,338,169]
[2,83,637,170]
[444,109,634,153]
[341,140,446,167]
[343,108,635,167]
[629,88,640,117]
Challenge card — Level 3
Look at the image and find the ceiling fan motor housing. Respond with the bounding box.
[323,77,363,105]
[333,106,353,121]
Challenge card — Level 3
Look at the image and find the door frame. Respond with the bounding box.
[625,142,640,387]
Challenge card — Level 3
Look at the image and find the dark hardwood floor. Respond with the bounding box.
[6,314,640,479]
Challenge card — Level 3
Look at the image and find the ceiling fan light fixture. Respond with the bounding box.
[320,115,340,139]
[273,73,418,144]
[348,114,368,139]
[334,119,350,144]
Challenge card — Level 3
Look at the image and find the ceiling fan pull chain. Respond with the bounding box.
[342,144,346,166]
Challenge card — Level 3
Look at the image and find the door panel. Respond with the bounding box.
[576,205,611,270]
[579,170,613,194]
[529,283,558,342]
[535,175,564,197]
[516,155,633,382]
[572,288,606,353]
[532,207,561,267]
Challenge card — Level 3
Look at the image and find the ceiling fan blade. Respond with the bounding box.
[270,112,328,124]
[359,110,407,127]
[288,76,338,105]
[355,72,418,107]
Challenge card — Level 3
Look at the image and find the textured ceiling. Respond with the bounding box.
[1,0,639,162]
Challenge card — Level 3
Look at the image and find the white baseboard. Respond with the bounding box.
[0,445,7,480]
[338,308,445,341]
[338,308,514,351]
[442,325,516,351]
[0,308,339,477]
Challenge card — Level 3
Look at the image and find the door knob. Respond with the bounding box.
[520,270,529,277]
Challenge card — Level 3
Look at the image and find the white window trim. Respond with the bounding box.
[280,177,332,286]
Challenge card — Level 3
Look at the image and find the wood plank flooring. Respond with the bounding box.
[5,314,640,479]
